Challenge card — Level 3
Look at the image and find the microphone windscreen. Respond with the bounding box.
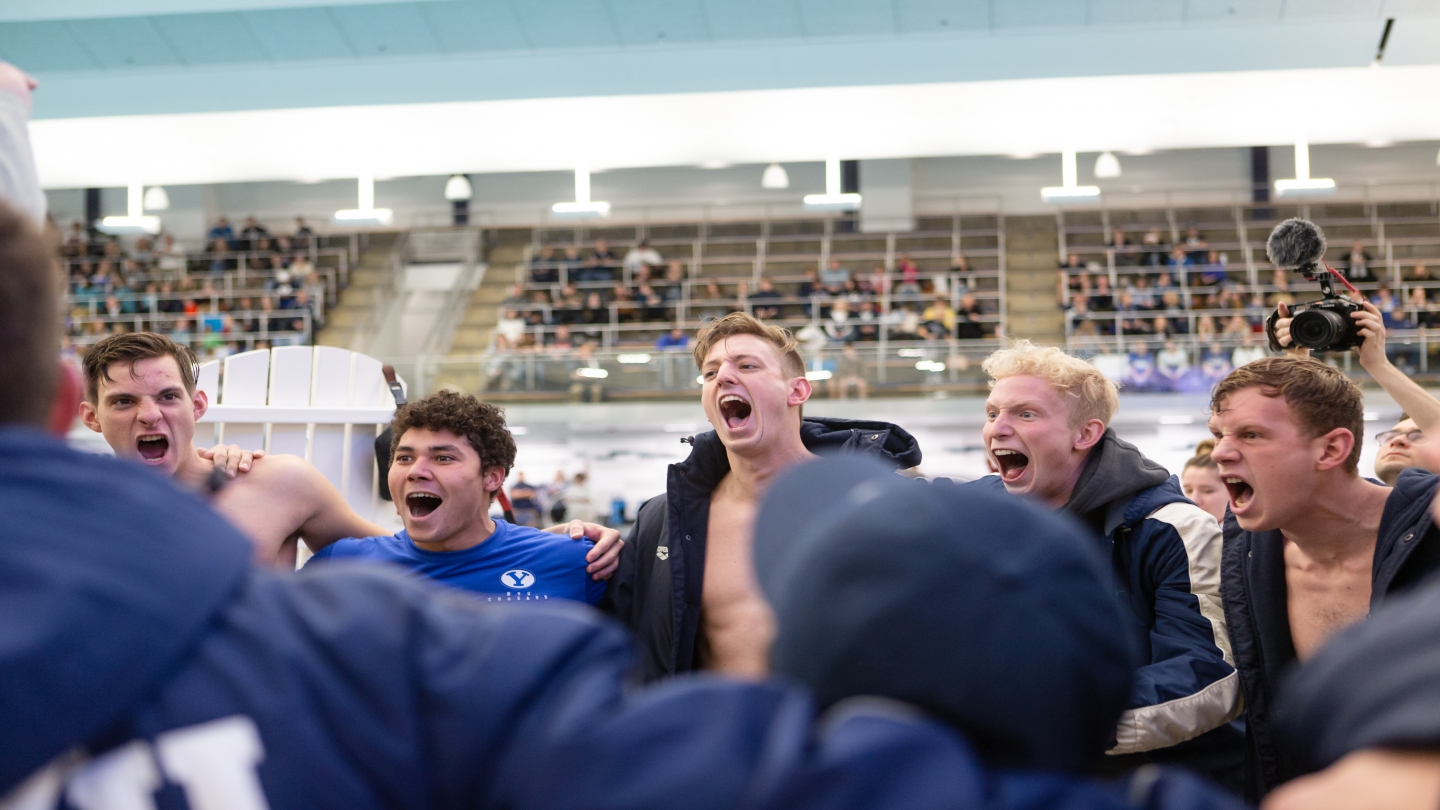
[1266,218,1327,269]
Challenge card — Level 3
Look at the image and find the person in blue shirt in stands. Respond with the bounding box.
[308,390,605,606]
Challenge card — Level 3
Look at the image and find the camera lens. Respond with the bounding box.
[1291,309,1348,350]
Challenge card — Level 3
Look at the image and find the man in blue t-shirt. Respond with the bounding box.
[308,390,605,606]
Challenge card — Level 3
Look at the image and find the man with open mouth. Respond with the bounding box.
[79,332,620,577]
[975,340,1243,790]
[605,312,922,682]
[306,390,606,607]
[1211,318,1440,801]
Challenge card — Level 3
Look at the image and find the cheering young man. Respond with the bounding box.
[977,340,1242,787]
[605,312,921,680]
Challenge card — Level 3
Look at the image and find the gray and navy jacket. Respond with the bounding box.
[602,417,922,683]
[1221,467,1440,801]
[974,430,1243,773]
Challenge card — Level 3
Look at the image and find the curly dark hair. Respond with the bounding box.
[389,390,517,489]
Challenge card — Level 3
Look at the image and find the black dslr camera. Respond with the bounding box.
[1264,218,1365,353]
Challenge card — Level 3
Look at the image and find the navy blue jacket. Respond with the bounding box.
[973,430,1242,770]
[604,417,922,682]
[1,427,1246,810]
[1221,466,1440,800]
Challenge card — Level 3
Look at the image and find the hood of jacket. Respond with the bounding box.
[1064,428,1175,536]
[675,416,923,494]
[0,428,252,793]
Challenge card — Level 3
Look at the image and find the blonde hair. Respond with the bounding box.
[981,339,1120,427]
[1185,438,1217,471]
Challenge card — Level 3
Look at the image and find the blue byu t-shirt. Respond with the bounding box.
[307,519,606,606]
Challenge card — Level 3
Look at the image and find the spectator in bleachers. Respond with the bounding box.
[1131,273,1156,309]
[1159,290,1188,334]
[503,284,527,307]
[661,260,685,302]
[1408,286,1439,328]
[1139,228,1167,267]
[1196,250,1228,287]
[920,296,955,341]
[1166,247,1193,275]
[580,291,608,328]
[546,324,575,350]
[1150,315,1174,339]
[623,239,662,274]
[889,303,921,340]
[854,300,881,342]
[1232,330,1266,367]
[1090,274,1114,311]
[1407,261,1432,282]
[751,277,782,320]
[1196,314,1218,341]
[1066,293,1090,334]
[1115,289,1146,335]
[696,280,727,323]
[1200,343,1233,385]
[576,253,606,282]
[1156,340,1190,386]
[1060,253,1083,274]
[292,216,313,250]
[1154,270,1179,295]
[207,238,235,275]
[155,233,185,276]
[863,265,888,297]
[1341,239,1376,282]
[1106,228,1135,266]
[1126,343,1157,389]
[62,220,87,257]
[655,326,688,350]
[824,299,855,343]
[207,216,234,244]
[797,267,821,316]
[610,283,637,322]
[832,343,868,399]
[560,245,581,279]
[1373,283,1402,327]
[554,285,581,324]
[896,253,921,294]
[956,293,985,340]
[820,257,849,292]
[637,282,665,322]
[1183,227,1208,265]
[530,246,559,284]
[496,309,526,345]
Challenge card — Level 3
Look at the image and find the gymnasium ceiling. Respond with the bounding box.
[16,0,1440,188]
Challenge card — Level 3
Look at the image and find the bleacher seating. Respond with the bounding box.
[1057,200,1440,381]
[59,224,360,360]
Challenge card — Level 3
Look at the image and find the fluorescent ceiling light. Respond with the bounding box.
[97,182,161,235]
[1041,150,1100,203]
[1275,141,1335,198]
[575,367,609,378]
[761,163,789,189]
[617,353,652,364]
[1094,151,1121,178]
[333,176,393,226]
[805,369,832,381]
[142,185,169,210]
[443,174,472,201]
[804,157,861,211]
[552,167,611,219]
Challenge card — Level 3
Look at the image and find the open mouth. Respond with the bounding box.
[137,435,169,461]
[718,394,753,431]
[1223,476,1254,510]
[993,449,1030,483]
[406,492,443,518]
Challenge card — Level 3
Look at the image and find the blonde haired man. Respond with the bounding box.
[604,313,921,681]
[977,340,1243,789]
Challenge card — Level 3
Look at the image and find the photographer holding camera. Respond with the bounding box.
[1211,219,1440,801]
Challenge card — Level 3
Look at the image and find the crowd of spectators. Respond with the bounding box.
[1061,225,1440,373]
[497,238,998,362]
[61,216,331,360]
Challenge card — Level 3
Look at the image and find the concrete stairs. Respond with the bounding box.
[433,228,530,393]
[315,231,400,350]
[1002,214,1066,346]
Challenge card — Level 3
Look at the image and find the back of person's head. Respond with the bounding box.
[981,339,1120,428]
[754,457,1135,774]
[81,332,198,404]
[691,311,804,380]
[389,390,516,491]
[0,200,61,428]
[1186,438,1217,471]
[1210,355,1364,473]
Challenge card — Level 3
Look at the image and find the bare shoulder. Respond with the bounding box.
[232,453,327,494]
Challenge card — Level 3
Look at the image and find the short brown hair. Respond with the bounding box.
[82,332,198,403]
[390,390,516,493]
[0,201,62,428]
[692,312,805,379]
[1210,355,1364,472]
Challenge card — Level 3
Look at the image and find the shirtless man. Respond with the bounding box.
[79,332,622,574]
[604,312,921,680]
[1211,306,1440,799]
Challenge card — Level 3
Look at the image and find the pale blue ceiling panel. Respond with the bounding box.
[0,21,101,71]
[329,3,441,55]
[512,0,620,49]
[893,0,990,32]
[993,0,1086,28]
[1087,0,1184,25]
[797,0,898,37]
[1184,0,1284,23]
[1283,0,1384,18]
[605,0,711,45]
[243,7,355,59]
[152,12,272,64]
[420,0,531,52]
[702,0,804,40]
[66,16,183,68]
